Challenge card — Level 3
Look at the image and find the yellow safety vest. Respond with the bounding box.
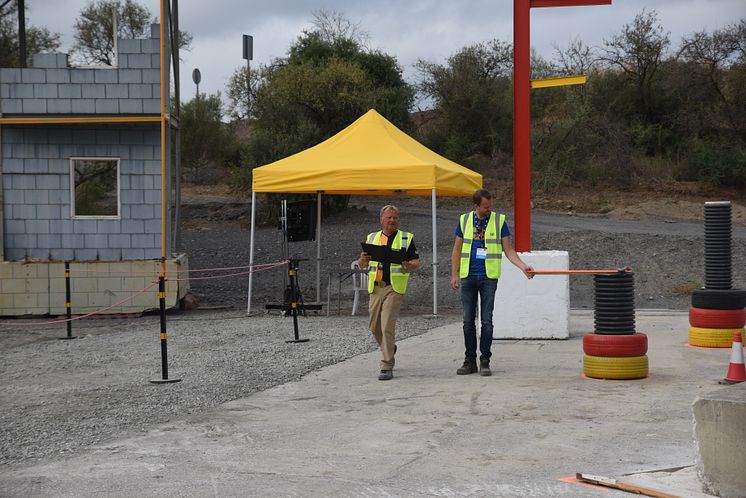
[366,230,413,295]
[459,211,504,279]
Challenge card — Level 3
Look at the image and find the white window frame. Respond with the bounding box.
[70,157,121,219]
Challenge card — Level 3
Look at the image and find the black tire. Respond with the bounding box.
[691,289,746,310]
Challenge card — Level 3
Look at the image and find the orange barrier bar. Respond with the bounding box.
[529,268,632,275]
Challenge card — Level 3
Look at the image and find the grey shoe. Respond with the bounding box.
[456,359,478,375]
[480,358,492,376]
[378,370,393,381]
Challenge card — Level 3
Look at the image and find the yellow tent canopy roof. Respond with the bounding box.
[251,109,482,197]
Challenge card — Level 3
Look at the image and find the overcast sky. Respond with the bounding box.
[25,0,746,108]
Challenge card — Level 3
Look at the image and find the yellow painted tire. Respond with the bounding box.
[688,327,743,348]
[583,354,648,380]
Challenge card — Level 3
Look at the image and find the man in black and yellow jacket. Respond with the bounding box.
[358,205,420,381]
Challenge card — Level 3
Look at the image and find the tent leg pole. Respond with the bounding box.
[247,191,256,315]
[432,188,438,316]
[316,192,321,304]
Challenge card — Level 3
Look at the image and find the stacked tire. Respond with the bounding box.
[688,202,746,348]
[583,271,648,380]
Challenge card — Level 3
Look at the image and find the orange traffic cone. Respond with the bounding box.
[720,331,746,385]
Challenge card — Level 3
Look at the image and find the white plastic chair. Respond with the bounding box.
[351,261,368,316]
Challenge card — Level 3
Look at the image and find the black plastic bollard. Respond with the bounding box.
[704,201,732,290]
[593,271,636,335]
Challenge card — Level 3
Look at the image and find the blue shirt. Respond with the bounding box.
[455,212,511,277]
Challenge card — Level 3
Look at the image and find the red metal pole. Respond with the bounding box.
[513,0,531,252]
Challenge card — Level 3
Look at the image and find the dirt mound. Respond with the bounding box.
[608,199,746,224]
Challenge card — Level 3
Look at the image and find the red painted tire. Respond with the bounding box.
[583,333,648,357]
[689,307,746,329]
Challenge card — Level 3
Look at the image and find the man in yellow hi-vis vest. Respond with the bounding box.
[358,205,420,381]
[450,189,533,376]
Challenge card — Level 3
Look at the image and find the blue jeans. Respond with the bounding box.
[460,275,498,361]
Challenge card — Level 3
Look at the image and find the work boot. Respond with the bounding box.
[378,370,393,381]
[456,359,478,375]
[480,358,492,377]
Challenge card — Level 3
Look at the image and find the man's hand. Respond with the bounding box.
[402,259,420,270]
[450,275,460,290]
[359,251,371,268]
[522,264,534,279]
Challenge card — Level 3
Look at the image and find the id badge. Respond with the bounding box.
[475,247,488,260]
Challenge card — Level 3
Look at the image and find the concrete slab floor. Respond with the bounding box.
[1,310,732,497]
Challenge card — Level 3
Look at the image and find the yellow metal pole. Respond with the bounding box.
[0,116,161,125]
[159,0,167,278]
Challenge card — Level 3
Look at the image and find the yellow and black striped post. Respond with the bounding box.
[150,269,181,384]
[59,262,76,340]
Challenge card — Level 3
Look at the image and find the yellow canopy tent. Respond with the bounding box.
[247,109,483,315]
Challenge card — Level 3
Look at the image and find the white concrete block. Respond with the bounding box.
[492,250,569,339]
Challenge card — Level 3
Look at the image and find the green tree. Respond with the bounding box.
[600,9,670,123]
[180,92,237,184]
[0,2,60,67]
[415,39,514,161]
[225,13,412,218]
[226,14,413,168]
[72,0,191,65]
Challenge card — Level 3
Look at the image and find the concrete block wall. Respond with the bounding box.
[1,124,163,260]
[0,256,188,316]
[0,24,161,115]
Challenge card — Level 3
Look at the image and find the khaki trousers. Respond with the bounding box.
[368,284,404,370]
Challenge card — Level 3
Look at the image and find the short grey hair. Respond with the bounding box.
[380,204,399,217]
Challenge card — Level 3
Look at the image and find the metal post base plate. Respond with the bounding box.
[149,378,182,384]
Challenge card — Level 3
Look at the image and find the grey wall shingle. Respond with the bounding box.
[48,99,72,113]
[51,249,75,261]
[33,83,58,98]
[81,84,105,98]
[119,69,142,83]
[71,70,94,84]
[94,70,118,84]
[58,84,82,98]
[75,249,98,261]
[1,99,21,112]
[21,69,45,83]
[119,99,143,113]
[71,99,95,113]
[0,68,22,83]
[105,84,128,98]
[46,69,71,83]
[38,234,61,248]
[10,85,33,98]
[95,99,119,113]
[22,99,47,113]
[98,248,123,260]
[117,39,142,54]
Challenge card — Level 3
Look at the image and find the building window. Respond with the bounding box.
[70,158,120,218]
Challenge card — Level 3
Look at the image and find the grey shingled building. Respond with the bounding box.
[0,24,186,316]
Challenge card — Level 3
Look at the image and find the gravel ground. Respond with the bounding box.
[0,311,454,465]
[2,198,745,467]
